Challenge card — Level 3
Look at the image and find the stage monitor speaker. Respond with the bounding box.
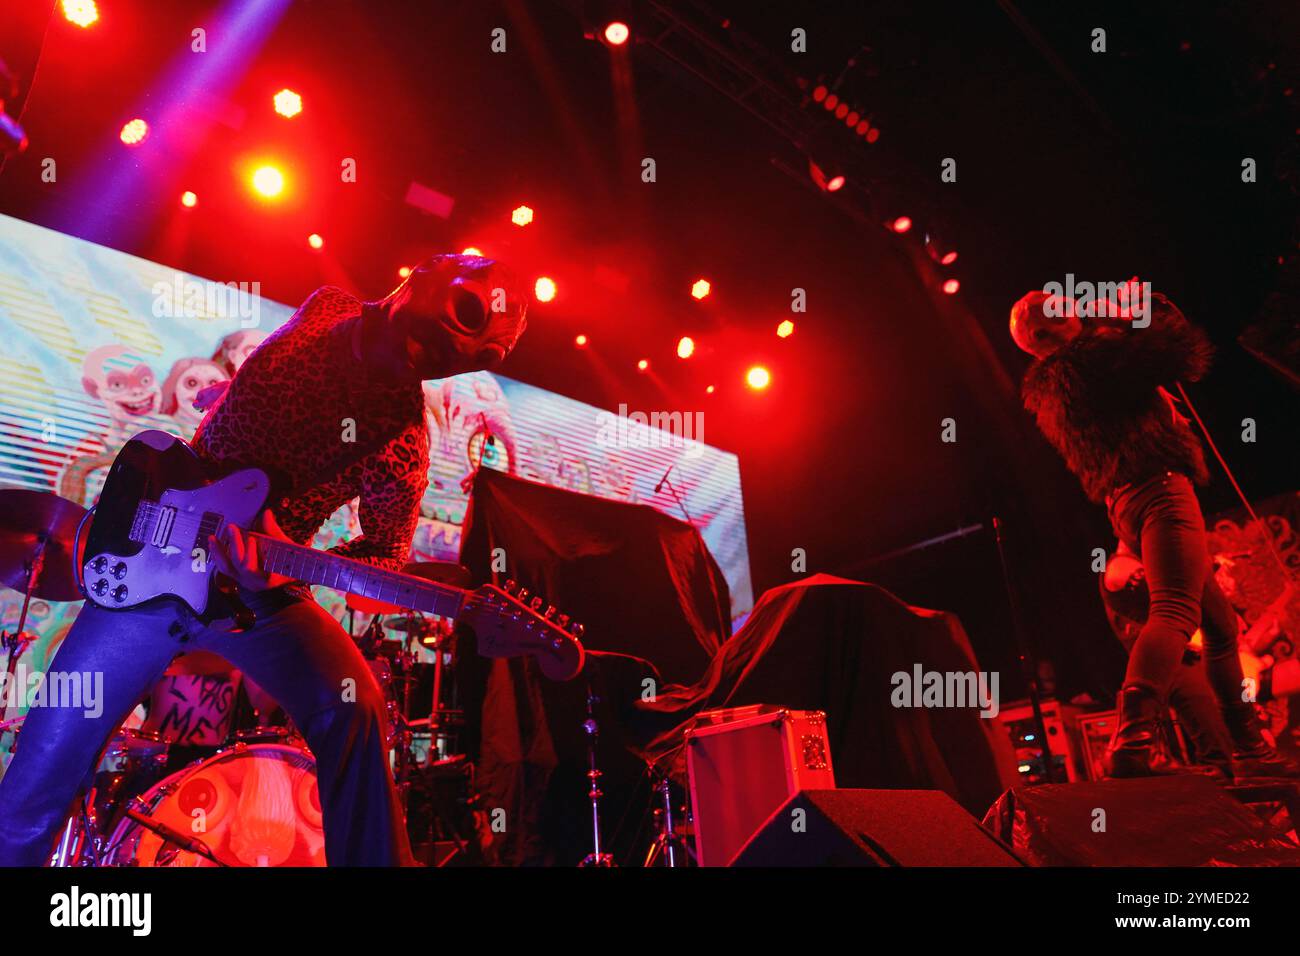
[983,776,1300,866]
[730,789,1024,867]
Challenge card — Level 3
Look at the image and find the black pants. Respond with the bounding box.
[1108,472,1243,711]
[0,589,411,866]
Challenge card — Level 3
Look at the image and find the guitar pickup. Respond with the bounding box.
[150,505,177,548]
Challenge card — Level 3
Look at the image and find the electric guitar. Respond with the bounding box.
[77,430,585,680]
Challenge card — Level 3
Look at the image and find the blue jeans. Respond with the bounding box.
[1107,472,1242,706]
[0,590,410,866]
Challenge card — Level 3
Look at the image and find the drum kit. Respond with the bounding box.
[0,488,480,867]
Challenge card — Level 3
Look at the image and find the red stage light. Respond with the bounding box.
[746,366,771,390]
[823,94,839,111]
[307,233,324,249]
[511,205,534,227]
[575,334,588,347]
[398,266,412,279]
[835,103,849,120]
[865,127,881,143]
[119,119,149,146]
[812,85,828,103]
[604,21,630,46]
[855,119,870,136]
[890,216,912,233]
[534,276,557,302]
[706,385,716,394]
[677,336,695,359]
[845,111,859,127]
[61,0,98,28]
[461,246,483,256]
[637,359,649,372]
[777,319,794,338]
[942,279,960,295]
[273,89,303,118]
[180,191,198,208]
[826,175,845,192]
[251,165,285,198]
[940,250,959,265]
[691,278,711,300]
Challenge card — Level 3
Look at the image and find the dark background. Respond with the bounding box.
[1,0,1297,702]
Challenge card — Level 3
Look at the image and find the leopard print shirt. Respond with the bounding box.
[192,286,428,572]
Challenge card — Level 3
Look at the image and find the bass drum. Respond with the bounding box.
[102,743,325,867]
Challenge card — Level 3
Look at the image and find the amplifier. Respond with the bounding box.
[684,704,835,867]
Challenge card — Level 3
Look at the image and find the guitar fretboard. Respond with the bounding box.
[255,535,466,618]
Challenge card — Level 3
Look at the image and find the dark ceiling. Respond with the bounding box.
[1,0,1297,698]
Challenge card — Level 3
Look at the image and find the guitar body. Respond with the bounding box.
[81,430,269,617]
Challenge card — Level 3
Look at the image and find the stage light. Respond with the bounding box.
[823,94,839,111]
[865,127,881,144]
[534,276,557,302]
[812,85,828,103]
[808,157,846,193]
[273,88,303,118]
[706,385,715,394]
[835,103,849,120]
[691,278,711,300]
[119,119,149,146]
[924,232,959,267]
[61,0,98,28]
[845,111,859,127]
[603,21,630,46]
[941,251,958,265]
[942,279,960,295]
[307,233,324,249]
[855,119,870,136]
[637,359,649,372]
[251,165,285,198]
[677,336,695,359]
[746,366,771,390]
[890,216,912,234]
[777,319,794,338]
[180,191,198,208]
[575,333,589,347]
[461,246,483,256]
[398,266,412,278]
[511,205,534,227]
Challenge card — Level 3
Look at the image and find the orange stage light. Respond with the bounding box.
[273,89,303,118]
[677,336,695,359]
[398,266,412,278]
[251,165,285,198]
[307,233,324,249]
[119,119,149,146]
[777,319,795,338]
[511,205,534,226]
[61,0,98,28]
[575,334,589,347]
[534,276,557,302]
[637,359,649,371]
[461,246,484,256]
[180,191,198,208]
[604,22,630,46]
[691,278,711,300]
[746,366,771,390]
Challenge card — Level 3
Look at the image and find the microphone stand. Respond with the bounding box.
[655,465,692,525]
[991,516,1059,783]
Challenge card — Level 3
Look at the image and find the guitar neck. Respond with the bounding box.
[252,533,466,618]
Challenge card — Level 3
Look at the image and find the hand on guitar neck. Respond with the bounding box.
[207,510,295,592]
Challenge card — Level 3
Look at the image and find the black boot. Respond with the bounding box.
[1103,685,1212,779]
[1221,699,1300,781]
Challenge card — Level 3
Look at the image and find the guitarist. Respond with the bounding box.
[0,254,527,866]
[1013,283,1298,780]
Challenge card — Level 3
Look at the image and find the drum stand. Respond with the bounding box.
[578,685,615,867]
[642,767,695,867]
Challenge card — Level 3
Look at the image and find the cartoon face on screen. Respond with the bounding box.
[212,329,268,375]
[423,372,518,497]
[161,357,229,428]
[82,344,161,427]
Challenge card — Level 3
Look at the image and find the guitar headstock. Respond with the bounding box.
[458,579,585,681]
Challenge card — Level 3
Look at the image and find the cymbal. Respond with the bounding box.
[386,615,437,635]
[0,489,88,602]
